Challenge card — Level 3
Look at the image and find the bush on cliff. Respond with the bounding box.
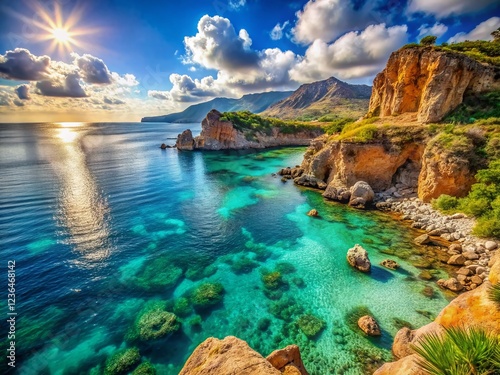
[412,326,500,375]
[444,91,500,124]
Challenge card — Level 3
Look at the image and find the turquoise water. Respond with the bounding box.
[0,122,451,374]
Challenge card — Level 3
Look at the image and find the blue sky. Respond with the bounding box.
[0,0,499,122]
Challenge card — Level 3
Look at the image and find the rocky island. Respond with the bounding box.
[172,38,500,374]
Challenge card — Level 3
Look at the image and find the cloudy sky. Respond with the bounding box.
[0,0,499,122]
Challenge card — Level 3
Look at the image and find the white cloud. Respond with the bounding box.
[229,0,246,10]
[418,23,448,38]
[408,0,498,18]
[270,21,290,41]
[72,53,113,84]
[292,0,378,44]
[448,17,500,43]
[0,48,50,81]
[291,24,408,82]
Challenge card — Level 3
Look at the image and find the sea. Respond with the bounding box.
[0,122,452,374]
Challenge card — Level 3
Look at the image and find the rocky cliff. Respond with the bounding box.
[179,336,309,375]
[176,110,323,151]
[368,46,500,123]
[374,250,500,374]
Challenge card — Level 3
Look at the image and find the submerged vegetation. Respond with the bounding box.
[104,348,141,375]
[412,326,500,375]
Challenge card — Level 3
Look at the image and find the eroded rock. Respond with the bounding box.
[346,244,371,272]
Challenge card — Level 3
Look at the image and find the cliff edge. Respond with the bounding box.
[368,46,500,123]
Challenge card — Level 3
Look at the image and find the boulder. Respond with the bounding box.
[294,174,327,189]
[485,241,498,251]
[322,183,351,202]
[346,244,371,272]
[449,243,462,252]
[447,254,465,266]
[349,181,374,208]
[179,336,281,375]
[357,315,381,336]
[463,251,479,260]
[414,234,430,245]
[307,209,319,217]
[380,259,399,270]
[266,345,309,375]
[373,354,426,375]
[176,129,195,150]
[437,278,464,292]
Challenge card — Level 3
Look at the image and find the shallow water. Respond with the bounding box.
[0,122,451,374]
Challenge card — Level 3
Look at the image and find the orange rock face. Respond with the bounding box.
[369,47,500,123]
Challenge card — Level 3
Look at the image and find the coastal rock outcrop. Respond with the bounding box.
[346,244,371,272]
[179,110,322,151]
[368,46,500,123]
[348,181,374,208]
[176,129,195,150]
[179,336,309,375]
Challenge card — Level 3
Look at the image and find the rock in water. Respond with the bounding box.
[357,315,381,336]
[414,234,430,245]
[380,259,399,270]
[179,336,281,375]
[437,278,464,292]
[307,209,319,217]
[349,181,374,209]
[176,129,194,150]
[346,244,371,272]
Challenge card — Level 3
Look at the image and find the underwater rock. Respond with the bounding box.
[191,282,225,308]
[346,244,371,272]
[380,259,398,270]
[132,258,182,292]
[178,336,282,374]
[261,270,287,290]
[136,310,180,341]
[296,314,326,338]
[357,315,381,336]
[132,362,157,375]
[104,347,141,375]
[266,345,309,375]
[307,209,319,217]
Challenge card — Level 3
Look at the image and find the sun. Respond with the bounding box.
[52,28,71,43]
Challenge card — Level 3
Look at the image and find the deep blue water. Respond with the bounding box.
[1,122,451,374]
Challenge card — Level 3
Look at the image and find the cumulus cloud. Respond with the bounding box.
[36,73,87,98]
[72,53,113,84]
[183,15,259,71]
[15,84,30,100]
[270,21,289,41]
[291,24,408,82]
[103,97,125,105]
[292,0,378,44]
[418,23,448,38]
[0,48,50,81]
[448,17,500,43]
[408,0,498,18]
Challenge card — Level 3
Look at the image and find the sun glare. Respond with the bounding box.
[52,28,70,43]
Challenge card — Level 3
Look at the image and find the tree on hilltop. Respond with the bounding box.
[492,28,500,42]
[420,35,437,46]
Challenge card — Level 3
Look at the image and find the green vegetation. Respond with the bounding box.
[444,91,500,124]
[345,305,373,332]
[132,257,182,292]
[104,348,141,375]
[420,35,437,46]
[489,283,500,307]
[191,282,225,307]
[261,270,285,290]
[433,159,500,238]
[135,309,180,341]
[296,314,326,338]
[401,38,500,66]
[412,326,500,375]
[132,362,157,375]
[173,297,191,317]
[324,117,356,135]
[220,111,322,136]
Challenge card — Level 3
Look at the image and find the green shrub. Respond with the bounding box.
[420,35,437,46]
[412,326,500,375]
[324,118,355,134]
[489,283,500,307]
[104,348,141,375]
[432,195,459,213]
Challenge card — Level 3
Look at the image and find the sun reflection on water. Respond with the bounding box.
[51,125,113,268]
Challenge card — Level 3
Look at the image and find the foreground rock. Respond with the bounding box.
[348,181,374,208]
[176,110,322,151]
[374,252,500,374]
[357,315,381,336]
[176,129,195,150]
[368,46,500,123]
[346,244,371,272]
[179,336,308,375]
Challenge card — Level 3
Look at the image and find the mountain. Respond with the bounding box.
[261,77,372,120]
[141,91,293,123]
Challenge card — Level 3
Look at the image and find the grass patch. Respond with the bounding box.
[489,283,500,307]
[412,326,500,375]
[444,91,500,124]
